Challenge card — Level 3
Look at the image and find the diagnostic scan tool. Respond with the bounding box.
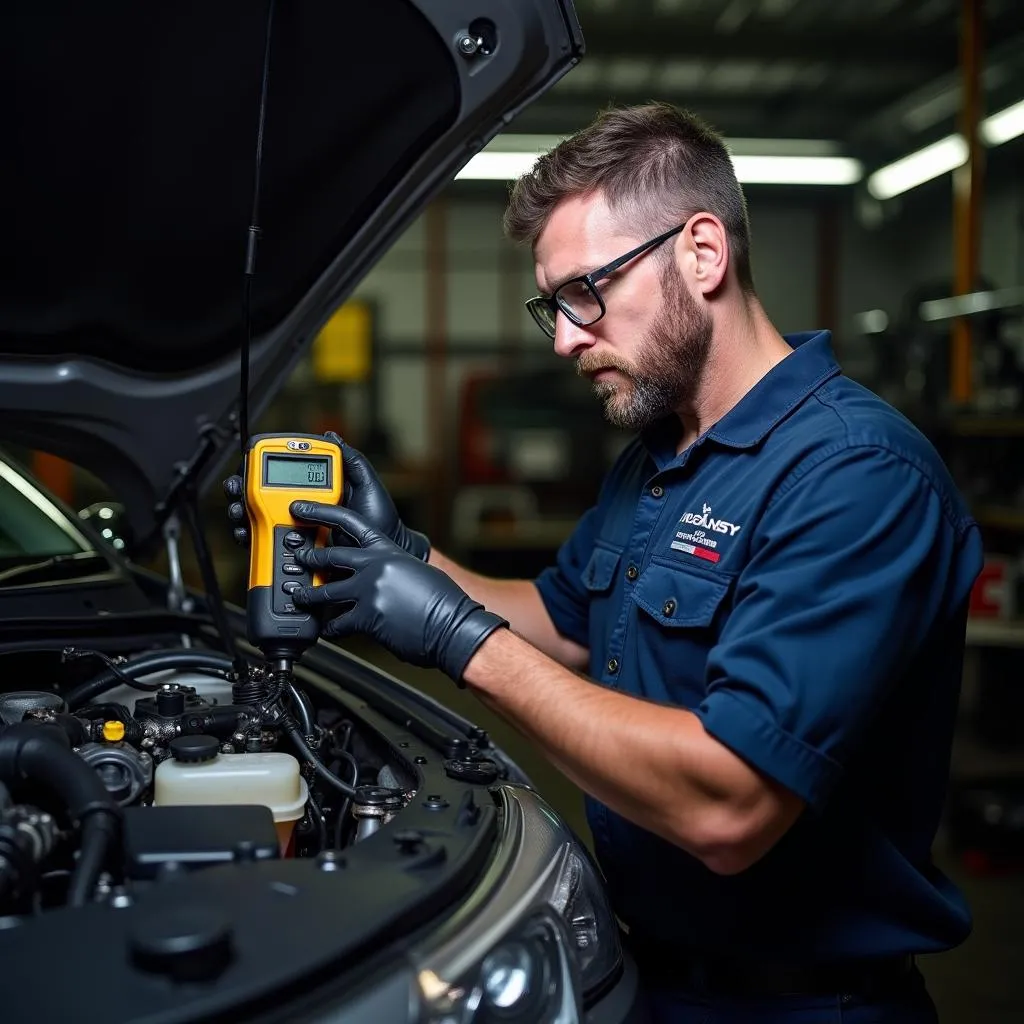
[243,434,343,666]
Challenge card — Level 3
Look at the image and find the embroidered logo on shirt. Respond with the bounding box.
[671,503,742,564]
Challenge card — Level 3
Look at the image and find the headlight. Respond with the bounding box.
[413,786,621,1023]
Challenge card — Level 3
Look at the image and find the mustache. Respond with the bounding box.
[576,353,633,377]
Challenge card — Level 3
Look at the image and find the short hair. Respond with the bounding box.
[503,102,755,293]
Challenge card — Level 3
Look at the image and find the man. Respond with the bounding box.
[227,103,983,1022]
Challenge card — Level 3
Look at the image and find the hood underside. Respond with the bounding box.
[0,1,583,551]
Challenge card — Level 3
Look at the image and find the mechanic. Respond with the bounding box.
[227,103,983,1022]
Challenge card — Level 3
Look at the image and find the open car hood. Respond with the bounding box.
[0,1,583,552]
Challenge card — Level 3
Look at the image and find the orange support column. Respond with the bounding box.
[951,0,983,406]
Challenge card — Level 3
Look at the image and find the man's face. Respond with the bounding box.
[533,193,713,431]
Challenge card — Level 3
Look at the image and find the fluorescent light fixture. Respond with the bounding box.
[981,98,1024,146]
[454,151,543,180]
[455,135,862,185]
[919,286,1024,322]
[730,155,862,185]
[853,309,890,335]
[865,97,1024,201]
[866,134,968,200]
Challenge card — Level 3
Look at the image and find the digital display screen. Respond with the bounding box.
[264,455,330,488]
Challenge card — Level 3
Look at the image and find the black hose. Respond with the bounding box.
[68,826,111,907]
[0,724,119,907]
[332,749,359,850]
[283,721,359,800]
[66,649,235,710]
[287,682,315,736]
[306,789,328,854]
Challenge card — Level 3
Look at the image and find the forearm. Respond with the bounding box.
[462,628,799,873]
[428,548,587,670]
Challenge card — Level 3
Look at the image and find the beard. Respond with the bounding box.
[576,262,713,432]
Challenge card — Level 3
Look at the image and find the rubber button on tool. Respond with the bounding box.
[282,563,304,575]
[283,532,306,550]
[282,581,302,596]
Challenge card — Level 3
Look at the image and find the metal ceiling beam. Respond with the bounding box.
[843,4,1024,147]
[508,95,881,141]
[577,21,957,72]
[847,34,1024,147]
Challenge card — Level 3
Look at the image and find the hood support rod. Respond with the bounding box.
[239,0,277,453]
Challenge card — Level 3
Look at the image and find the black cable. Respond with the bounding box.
[65,649,234,709]
[180,490,244,675]
[332,749,359,850]
[287,681,315,736]
[239,0,276,453]
[306,788,328,854]
[61,648,162,698]
[283,720,360,800]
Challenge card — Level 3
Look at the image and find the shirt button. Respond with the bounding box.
[625,564,638,581]
[651,485,664,498]
[662,598,676,616]
[607,658,619,674]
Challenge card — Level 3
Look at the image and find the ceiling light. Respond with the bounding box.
[865,97,1024,200]
[455,137,862,185]
[730,155,862,185]
[866,134,968,200]
[981,98,1024,146]
[454,151,543,180]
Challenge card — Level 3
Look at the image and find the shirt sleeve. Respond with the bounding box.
[534,504,603,649]
[693,444,982,813]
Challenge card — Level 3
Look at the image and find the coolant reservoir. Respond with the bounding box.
[154,735,308,854]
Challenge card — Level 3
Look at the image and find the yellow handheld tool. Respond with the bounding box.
[243,433,343,664]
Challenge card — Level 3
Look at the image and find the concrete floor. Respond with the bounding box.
[349,641,1024,1024]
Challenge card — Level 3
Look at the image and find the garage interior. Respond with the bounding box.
[21,0,1024,1019]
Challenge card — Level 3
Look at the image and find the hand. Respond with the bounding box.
[223,431,430,560]
[290,501,506,684]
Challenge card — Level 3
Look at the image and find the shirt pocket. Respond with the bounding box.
[629,558,733,703]
[632,558,731,627]
[582,544,621,593]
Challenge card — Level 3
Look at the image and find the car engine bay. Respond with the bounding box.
[0,644,423,923]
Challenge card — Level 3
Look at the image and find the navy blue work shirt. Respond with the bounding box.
[535,330,983,964]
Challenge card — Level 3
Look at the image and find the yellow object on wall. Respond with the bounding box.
[312,301,373,382]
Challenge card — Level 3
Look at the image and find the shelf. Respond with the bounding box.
[966,618,1024,648]
[945,415,1024,438]
[975,506,1024,532]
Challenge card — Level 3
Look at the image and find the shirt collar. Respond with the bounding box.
[708,330,840,448]
[642,330,841,464]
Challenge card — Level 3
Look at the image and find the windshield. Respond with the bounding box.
[0,456,92,564]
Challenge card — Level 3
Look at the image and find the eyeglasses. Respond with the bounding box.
[525,222,688,339]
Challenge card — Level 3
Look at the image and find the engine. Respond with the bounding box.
[0,649,411,918]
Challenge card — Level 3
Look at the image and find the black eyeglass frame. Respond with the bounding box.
[525,221,688,339]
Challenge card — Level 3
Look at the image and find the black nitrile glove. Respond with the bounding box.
[223,431,430,561]
[290,501,506,684]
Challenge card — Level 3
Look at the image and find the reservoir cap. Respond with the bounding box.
[169,734,220,764]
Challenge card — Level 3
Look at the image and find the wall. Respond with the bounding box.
[341,178,1024,462]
